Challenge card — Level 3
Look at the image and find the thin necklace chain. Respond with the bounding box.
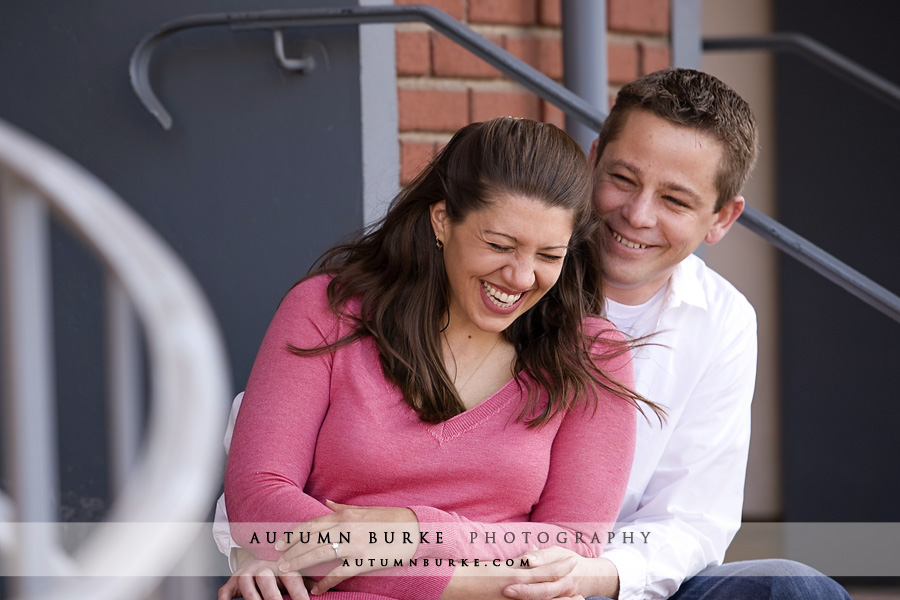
[443,332,503,394]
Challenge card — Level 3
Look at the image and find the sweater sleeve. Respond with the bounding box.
[224,277,453,599]
[409,327,638,561]
[225,278,337,555]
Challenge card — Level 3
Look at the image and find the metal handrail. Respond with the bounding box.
[127,4,900,324]
[129,4,604,132]
[704,33,900,112]
[0,118,229,600]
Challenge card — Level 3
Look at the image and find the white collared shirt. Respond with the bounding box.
[602,253,757,600]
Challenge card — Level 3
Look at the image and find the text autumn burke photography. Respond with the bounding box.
[247,528,652,569]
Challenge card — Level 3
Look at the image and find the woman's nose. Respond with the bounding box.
[503,255,536,291]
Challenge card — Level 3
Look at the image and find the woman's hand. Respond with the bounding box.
[218,547,310,600]
[275,500,420,595]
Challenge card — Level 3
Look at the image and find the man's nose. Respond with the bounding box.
[620,191,656,228]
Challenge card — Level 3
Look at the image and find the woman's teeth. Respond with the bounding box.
[482,281,521,307]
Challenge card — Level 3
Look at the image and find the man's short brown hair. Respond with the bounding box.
[596,68,760,212]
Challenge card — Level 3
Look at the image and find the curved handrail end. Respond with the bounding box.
[130,31,174,130]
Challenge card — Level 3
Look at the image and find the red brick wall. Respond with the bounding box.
[394,0,671,183]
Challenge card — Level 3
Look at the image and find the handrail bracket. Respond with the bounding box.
[272,29,316,73]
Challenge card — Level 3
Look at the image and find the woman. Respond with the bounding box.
[223,117,652,600]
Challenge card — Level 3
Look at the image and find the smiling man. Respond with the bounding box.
[591,108,744,306]
[505,68,850,600]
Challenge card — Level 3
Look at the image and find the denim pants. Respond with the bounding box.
[591,558,852,600]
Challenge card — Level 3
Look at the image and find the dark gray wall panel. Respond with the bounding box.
[775,0,900,522]
[0,0,365,521]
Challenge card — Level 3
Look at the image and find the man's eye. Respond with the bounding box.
[488,243,511,251]
[665,196,688,208]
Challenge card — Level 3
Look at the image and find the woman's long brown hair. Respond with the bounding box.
[289,117,661,426]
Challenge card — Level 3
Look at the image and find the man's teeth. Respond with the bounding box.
[482,281,521,307]
[612,230,648,249]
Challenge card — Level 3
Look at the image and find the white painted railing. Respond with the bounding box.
[0,118,229,600]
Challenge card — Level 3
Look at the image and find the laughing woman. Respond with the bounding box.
[222,117,654,600]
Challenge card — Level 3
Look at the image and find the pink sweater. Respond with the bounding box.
[225,275,636,600]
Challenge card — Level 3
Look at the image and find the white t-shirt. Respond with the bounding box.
[604,283,667,339]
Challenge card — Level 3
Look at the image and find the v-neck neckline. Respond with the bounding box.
[425,376,521,444]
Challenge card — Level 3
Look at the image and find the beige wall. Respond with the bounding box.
[700,0,781,519]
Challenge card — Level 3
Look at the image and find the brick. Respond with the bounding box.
[469,0,537,25]
[400,140,437,184]
[542,100,566,129]
[539,0,562,26]
[505,34,563,80]
[399,88,469,132]
[608,42,639,84]
[394,0,464,21]
[432,32,504,78]
[396,31,430,76]
[608,0,670,34]
[640,43,671,75]
[470,89,541,122]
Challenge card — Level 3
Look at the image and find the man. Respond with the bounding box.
[502,68,850,600]
[217,69,850,600]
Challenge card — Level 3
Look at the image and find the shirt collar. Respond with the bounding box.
[663,254,708,312]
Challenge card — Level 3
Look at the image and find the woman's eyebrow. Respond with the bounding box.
[484,230,569,250]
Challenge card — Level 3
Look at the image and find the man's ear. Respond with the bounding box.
[588,138,601,168]
[429,200,448,243]
[705,196,745,245]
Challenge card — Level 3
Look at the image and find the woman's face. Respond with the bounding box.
[431,194,575,335]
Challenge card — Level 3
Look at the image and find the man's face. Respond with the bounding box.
[590,109,743,305]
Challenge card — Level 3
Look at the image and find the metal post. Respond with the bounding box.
[106,277,142,493]
[671,0,704,256]
[672,0,702,69]
[359,0,399,226]
[562,0,608,152]
[0,169,60,595]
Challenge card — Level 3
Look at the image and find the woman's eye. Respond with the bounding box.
[612,174,634,185]
[488,243,511,251]
[540,254,564,262]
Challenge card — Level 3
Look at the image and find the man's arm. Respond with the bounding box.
[602,303,757,599]
[509,297,757,600]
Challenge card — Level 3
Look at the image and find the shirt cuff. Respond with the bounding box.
[212,493,238,560]
[601,547,647,600]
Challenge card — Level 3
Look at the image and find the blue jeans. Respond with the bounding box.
[588,559,851,600]
[668,559,851,600]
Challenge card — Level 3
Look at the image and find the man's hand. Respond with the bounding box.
[439,547,614,600]
[439,554,578,600]
[502,547,619,600]
[218,547,309,600]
